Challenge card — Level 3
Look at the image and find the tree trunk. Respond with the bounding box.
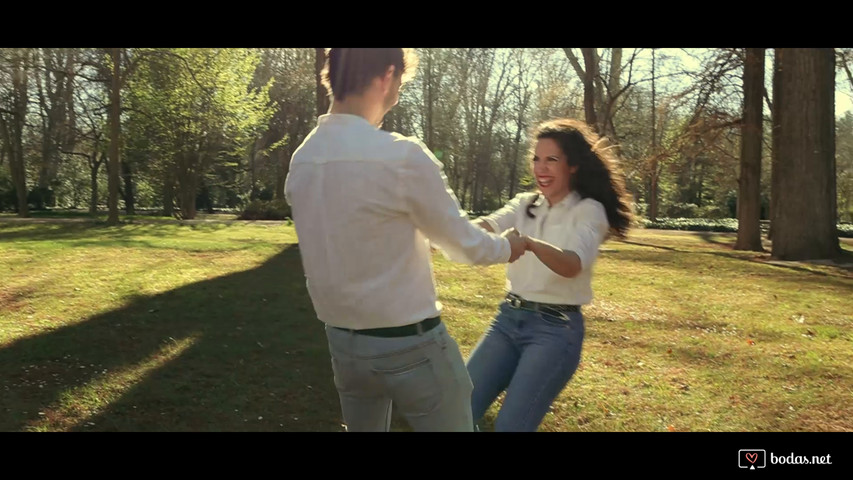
[89,157,100,214]
[735,48,765,251]
[249,139,258,200]
[162,168,175,217]
[198,178,214,214]
[771,48,840,260]
[178,166,198,220]
[176,150,200,220]
[275,147,287,200]
[581,48,598,130]
[0,49,30,217]
[603,48,623,140]
[769,54,780,242]
[35,48,75,203]
[107,48,122,225]
[509,120,523,199]
[179,185,197,220]
[648,49,658,221]
[425,48,434,150]
[315,48,330,116]
[122,159,135,214]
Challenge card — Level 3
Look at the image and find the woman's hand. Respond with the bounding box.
[521,235,534,251]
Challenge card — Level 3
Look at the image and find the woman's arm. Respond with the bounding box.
[523,236,582,278]
[523,200,609,278]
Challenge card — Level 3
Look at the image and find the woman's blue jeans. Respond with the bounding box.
[466,301,585,431]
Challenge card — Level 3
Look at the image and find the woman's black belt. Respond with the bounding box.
[505,292,580,313]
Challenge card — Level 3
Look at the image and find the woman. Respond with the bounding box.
[467,118,632,431]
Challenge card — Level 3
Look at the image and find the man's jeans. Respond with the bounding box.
[325,321,474,431]
[466,302,585,431]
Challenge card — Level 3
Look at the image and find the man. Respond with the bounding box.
[284,48,526,432]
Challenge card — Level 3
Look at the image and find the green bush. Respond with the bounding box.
[0,176,15,212]
[239,199,291,220]
[0,185,56,212]
[697,205,729,219]
[641,218,853,237]
[27,187,55,210]
[664,202,700,218]
[640,217,739,232]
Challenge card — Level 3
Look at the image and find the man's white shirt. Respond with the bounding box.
[285,114,511,329]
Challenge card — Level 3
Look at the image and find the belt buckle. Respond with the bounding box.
[506,294,521,308]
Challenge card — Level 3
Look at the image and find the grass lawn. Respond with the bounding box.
[1,219,851,431]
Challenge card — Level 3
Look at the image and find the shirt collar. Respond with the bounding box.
[535,190,581,210]
[317,113,375,129]
[555,190,582,209]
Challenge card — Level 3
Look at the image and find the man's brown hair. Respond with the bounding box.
[321,48,418,102]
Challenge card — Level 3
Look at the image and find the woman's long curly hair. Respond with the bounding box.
[525,118,633,239]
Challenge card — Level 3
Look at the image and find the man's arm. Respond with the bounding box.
[401,141,525,264]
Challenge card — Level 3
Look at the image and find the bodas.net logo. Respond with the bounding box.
[739,449,766,469]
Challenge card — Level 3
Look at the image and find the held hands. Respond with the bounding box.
[501,228,527,263]
[521,234,535,251]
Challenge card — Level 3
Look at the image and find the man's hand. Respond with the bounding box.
[501,228,526,263]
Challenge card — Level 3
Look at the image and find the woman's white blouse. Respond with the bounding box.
[480,191,609,305]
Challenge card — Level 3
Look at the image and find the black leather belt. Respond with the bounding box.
[332,316,441,338]
[505,293,580,313]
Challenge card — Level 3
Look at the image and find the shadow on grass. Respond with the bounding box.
[607,245,852,287]
[619,235,853,277]
[0,244,343,432]
[690,231,762,249]
[0,222,254,252]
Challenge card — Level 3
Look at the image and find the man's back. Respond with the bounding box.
[295,48,527,432]
[286,114,450,329]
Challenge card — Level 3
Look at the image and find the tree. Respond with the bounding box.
[253,48,315,201]
[562,48,635,143]
[649,48,660,221]
[60,76,108,214]
[315,48,330,116]
[0,48,32,217]
[33,48,78,204]
[837,49,853,222]
[734,48,765,251]
[835,111,853,222]
[771,48,840,260]
[127,48,271,219]
[579,48,599,128]
[78,48,160,224]
[106,48,123,224]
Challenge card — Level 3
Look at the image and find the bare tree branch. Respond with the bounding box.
[562,48,585,80]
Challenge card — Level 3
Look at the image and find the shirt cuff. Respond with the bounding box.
[483,217,501,235]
